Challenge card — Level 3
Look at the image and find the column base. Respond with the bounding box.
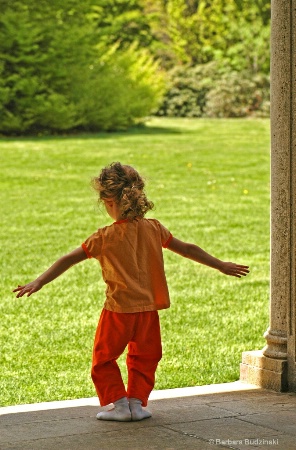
[240,350,288,392]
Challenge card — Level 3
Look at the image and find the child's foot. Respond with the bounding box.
[96,397,131,422]
[128,398,152,421]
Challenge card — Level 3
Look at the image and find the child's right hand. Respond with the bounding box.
[13,280,43,298]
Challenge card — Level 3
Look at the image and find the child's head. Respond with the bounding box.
[92,162,154,220]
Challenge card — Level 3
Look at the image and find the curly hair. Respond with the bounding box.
[92,162,154,220]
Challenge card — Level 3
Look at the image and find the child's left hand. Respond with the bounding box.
[219,262,249,278]
[13,280,43,298]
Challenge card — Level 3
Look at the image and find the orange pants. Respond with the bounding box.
[91,309,162,407]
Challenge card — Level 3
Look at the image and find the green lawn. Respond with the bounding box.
[0,117,270,406]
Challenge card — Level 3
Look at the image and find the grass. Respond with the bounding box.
[0,117,270,406]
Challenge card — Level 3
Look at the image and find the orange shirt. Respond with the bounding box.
[82,218,173,313]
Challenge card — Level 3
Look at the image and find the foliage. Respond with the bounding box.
[0,1,92,133]
[205,72,270,118]
[219,2,271,74]
[88,0,154,50]
[156,63,270,118]
[156,62,218,117]
[0,1,164,135]
[73,45,165,131]
[0,0,271,134]
[162,0,270,73]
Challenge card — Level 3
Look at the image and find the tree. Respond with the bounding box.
[89,0,153,49]
[0,0,165,134]
[149,0,270,73]
[0,1,95,133]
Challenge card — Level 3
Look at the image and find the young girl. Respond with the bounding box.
[13,162,249,422]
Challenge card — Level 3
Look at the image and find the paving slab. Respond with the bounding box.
[240,409,296,437]
[209,394,296,415]
[1,382,296,450]
[0,425,222,450]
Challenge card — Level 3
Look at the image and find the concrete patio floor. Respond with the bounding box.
[1,382,296,450]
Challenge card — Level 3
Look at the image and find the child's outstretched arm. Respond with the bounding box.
[13,247,88,298]
[167,237,249,278]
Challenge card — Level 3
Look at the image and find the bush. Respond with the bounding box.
[0,4,87,134]
[205,72,270,118]
[73,45,165,132]
[156,62,219,117]
[0,3,164,135]
[156,62,270,118]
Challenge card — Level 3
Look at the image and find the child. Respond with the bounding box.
[13,162,249,422]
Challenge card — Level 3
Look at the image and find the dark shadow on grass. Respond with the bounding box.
[0,124,182,142]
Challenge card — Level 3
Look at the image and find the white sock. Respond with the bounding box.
[129,398,152,421]
[96,397,131,422]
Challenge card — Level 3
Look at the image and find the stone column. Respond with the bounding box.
[287,0,296,391]
[240,0,296,391]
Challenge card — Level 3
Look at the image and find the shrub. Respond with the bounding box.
[205,72,270,118]
[73,45,165,132]
[0,4,88,134]
[0,3,164,135]
[156,63,270,118]
[156,62,219,117]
